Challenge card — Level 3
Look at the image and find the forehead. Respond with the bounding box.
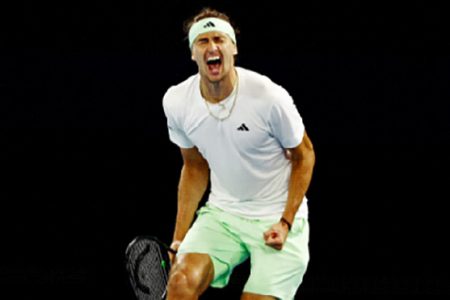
[195,31,230,41]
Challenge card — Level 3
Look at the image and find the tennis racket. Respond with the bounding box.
[125,236,176,300]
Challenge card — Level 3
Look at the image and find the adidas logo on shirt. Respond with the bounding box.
[237,123,249,131]
[203,21,215,28]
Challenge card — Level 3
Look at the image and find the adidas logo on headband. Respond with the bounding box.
[189,18,236,48]
[203,21,215,28]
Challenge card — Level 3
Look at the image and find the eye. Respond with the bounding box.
[213,36,225,43]
[197,38,209,44]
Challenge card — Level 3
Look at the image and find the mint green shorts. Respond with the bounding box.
[177,204,310,300]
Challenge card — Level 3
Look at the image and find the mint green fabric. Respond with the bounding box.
[177,204,310,299]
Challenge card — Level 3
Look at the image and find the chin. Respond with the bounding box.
[206,73,224,83]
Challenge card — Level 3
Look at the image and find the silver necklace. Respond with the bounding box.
[203,77,239,121]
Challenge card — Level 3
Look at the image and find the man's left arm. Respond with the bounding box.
[264,131,315,250]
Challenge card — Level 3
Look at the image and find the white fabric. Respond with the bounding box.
[188,17,236,48]
[162,67,308,219]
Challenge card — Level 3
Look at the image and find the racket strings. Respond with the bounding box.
[127,239,169,300]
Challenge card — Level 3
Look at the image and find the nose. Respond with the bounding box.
[207,41,219,52]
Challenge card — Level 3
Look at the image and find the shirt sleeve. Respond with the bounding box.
[162,92,195,149]
[268,87,305,148]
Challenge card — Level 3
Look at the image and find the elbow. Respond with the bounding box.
[300,148,315,171]
[309,147,316,168]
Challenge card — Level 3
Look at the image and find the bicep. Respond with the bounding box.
[180,147,209,169]
[286,131,314,162]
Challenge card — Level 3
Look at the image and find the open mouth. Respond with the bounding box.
[206,56,222,75]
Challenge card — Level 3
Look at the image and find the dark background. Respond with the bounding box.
[1,1,449,299]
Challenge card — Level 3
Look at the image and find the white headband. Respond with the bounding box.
[188,17,236,49]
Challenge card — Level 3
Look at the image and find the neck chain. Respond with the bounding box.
[203,76,239,121]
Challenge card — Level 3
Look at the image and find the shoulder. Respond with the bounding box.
[238,67,273,89]
[237,67,292,104]
[162,74,198,111]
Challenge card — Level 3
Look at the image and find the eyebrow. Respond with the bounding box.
[199,32,227,39]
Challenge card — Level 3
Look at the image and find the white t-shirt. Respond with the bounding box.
[162,67,308,219]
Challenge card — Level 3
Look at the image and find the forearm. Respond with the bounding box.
[172,164,209,242]
[282,137,315,226]
[264,139,315,250]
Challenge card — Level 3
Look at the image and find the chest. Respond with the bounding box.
[186,107,278,159]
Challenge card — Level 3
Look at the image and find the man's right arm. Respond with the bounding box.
[171,146,209,250]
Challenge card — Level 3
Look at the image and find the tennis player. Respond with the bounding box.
[162,7,315,300]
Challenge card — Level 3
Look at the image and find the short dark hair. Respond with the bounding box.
[183,7,239,37]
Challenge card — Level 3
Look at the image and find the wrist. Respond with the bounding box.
[170,240,182,250]
[280,217,292,231]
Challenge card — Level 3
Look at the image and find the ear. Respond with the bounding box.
[233,44,238,55]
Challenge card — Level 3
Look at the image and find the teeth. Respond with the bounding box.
[207,56,221,62]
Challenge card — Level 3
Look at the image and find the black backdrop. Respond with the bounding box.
[1,1,449,299]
